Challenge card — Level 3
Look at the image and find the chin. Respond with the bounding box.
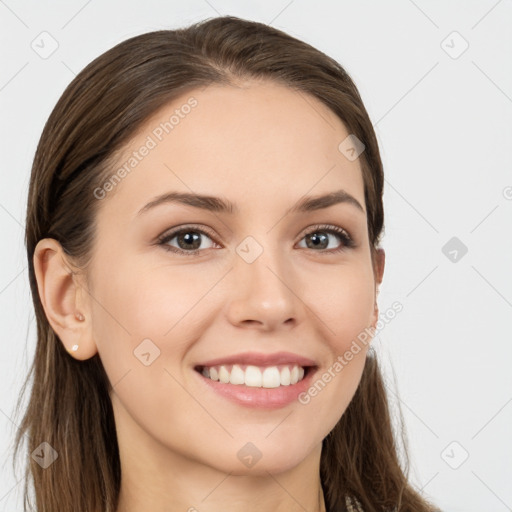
[201,436,320,477]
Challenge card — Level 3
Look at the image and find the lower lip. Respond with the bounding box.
[195,367,317,409]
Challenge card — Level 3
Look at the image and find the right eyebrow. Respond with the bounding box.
[137,192,236,217]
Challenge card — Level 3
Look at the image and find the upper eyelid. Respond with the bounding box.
[159,224,219,242]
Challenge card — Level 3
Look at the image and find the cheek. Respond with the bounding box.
[288,260,374,428]
[89,255,223,380]
[88,259,219,455]
[307,260,375,351]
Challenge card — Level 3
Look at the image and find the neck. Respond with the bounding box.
[112,391,328,512]
[116,444,327,512]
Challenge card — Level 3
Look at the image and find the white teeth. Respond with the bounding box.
[280,366,291,386]
[200,363,307,388]
[229,364,245,385]
[290,365,299,385]
[245,365,262,387]
[262,367,281,388]
[218,365,230,383]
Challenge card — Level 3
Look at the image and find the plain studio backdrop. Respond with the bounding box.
[1,1,511,511]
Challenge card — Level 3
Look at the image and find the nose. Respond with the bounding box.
[225,245,301,331]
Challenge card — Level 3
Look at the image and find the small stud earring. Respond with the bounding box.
[75,312,85,321]
[71,344,79,352]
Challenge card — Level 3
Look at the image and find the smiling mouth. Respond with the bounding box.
[194,363,314,388]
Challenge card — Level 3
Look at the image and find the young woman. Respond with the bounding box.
[14,15,440,512]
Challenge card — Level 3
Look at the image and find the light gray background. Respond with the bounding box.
[1,1,511,511]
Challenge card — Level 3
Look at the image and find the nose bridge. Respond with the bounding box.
[227,234,299,328]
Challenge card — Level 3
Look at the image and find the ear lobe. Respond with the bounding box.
[33,238,97,360]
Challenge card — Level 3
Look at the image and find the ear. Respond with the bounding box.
[370,248,385,330]
[33,238,97,360]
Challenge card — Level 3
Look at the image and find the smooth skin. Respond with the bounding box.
[34,80,385,512]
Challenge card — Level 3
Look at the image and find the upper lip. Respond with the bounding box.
[195,351,317,368]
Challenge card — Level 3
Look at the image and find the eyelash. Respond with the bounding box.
[156,223,356,257]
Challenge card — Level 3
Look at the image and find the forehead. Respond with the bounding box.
[98,81,366,219]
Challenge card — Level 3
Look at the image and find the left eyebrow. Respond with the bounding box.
[290,190,365,214]
[136,189,365,217]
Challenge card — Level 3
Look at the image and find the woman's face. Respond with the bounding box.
[85,80,383,475]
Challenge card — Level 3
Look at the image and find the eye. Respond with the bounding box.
[297,224,356,253]
[157,223,356,257]
[157,225,219,256]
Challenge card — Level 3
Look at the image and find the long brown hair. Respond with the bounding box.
[13,15,439,512]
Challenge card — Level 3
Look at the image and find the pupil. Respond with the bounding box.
[180,232,200,249]
[309,233,327,249]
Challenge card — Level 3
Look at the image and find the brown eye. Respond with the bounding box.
[297,225,355,253]
[157,226,218,255]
